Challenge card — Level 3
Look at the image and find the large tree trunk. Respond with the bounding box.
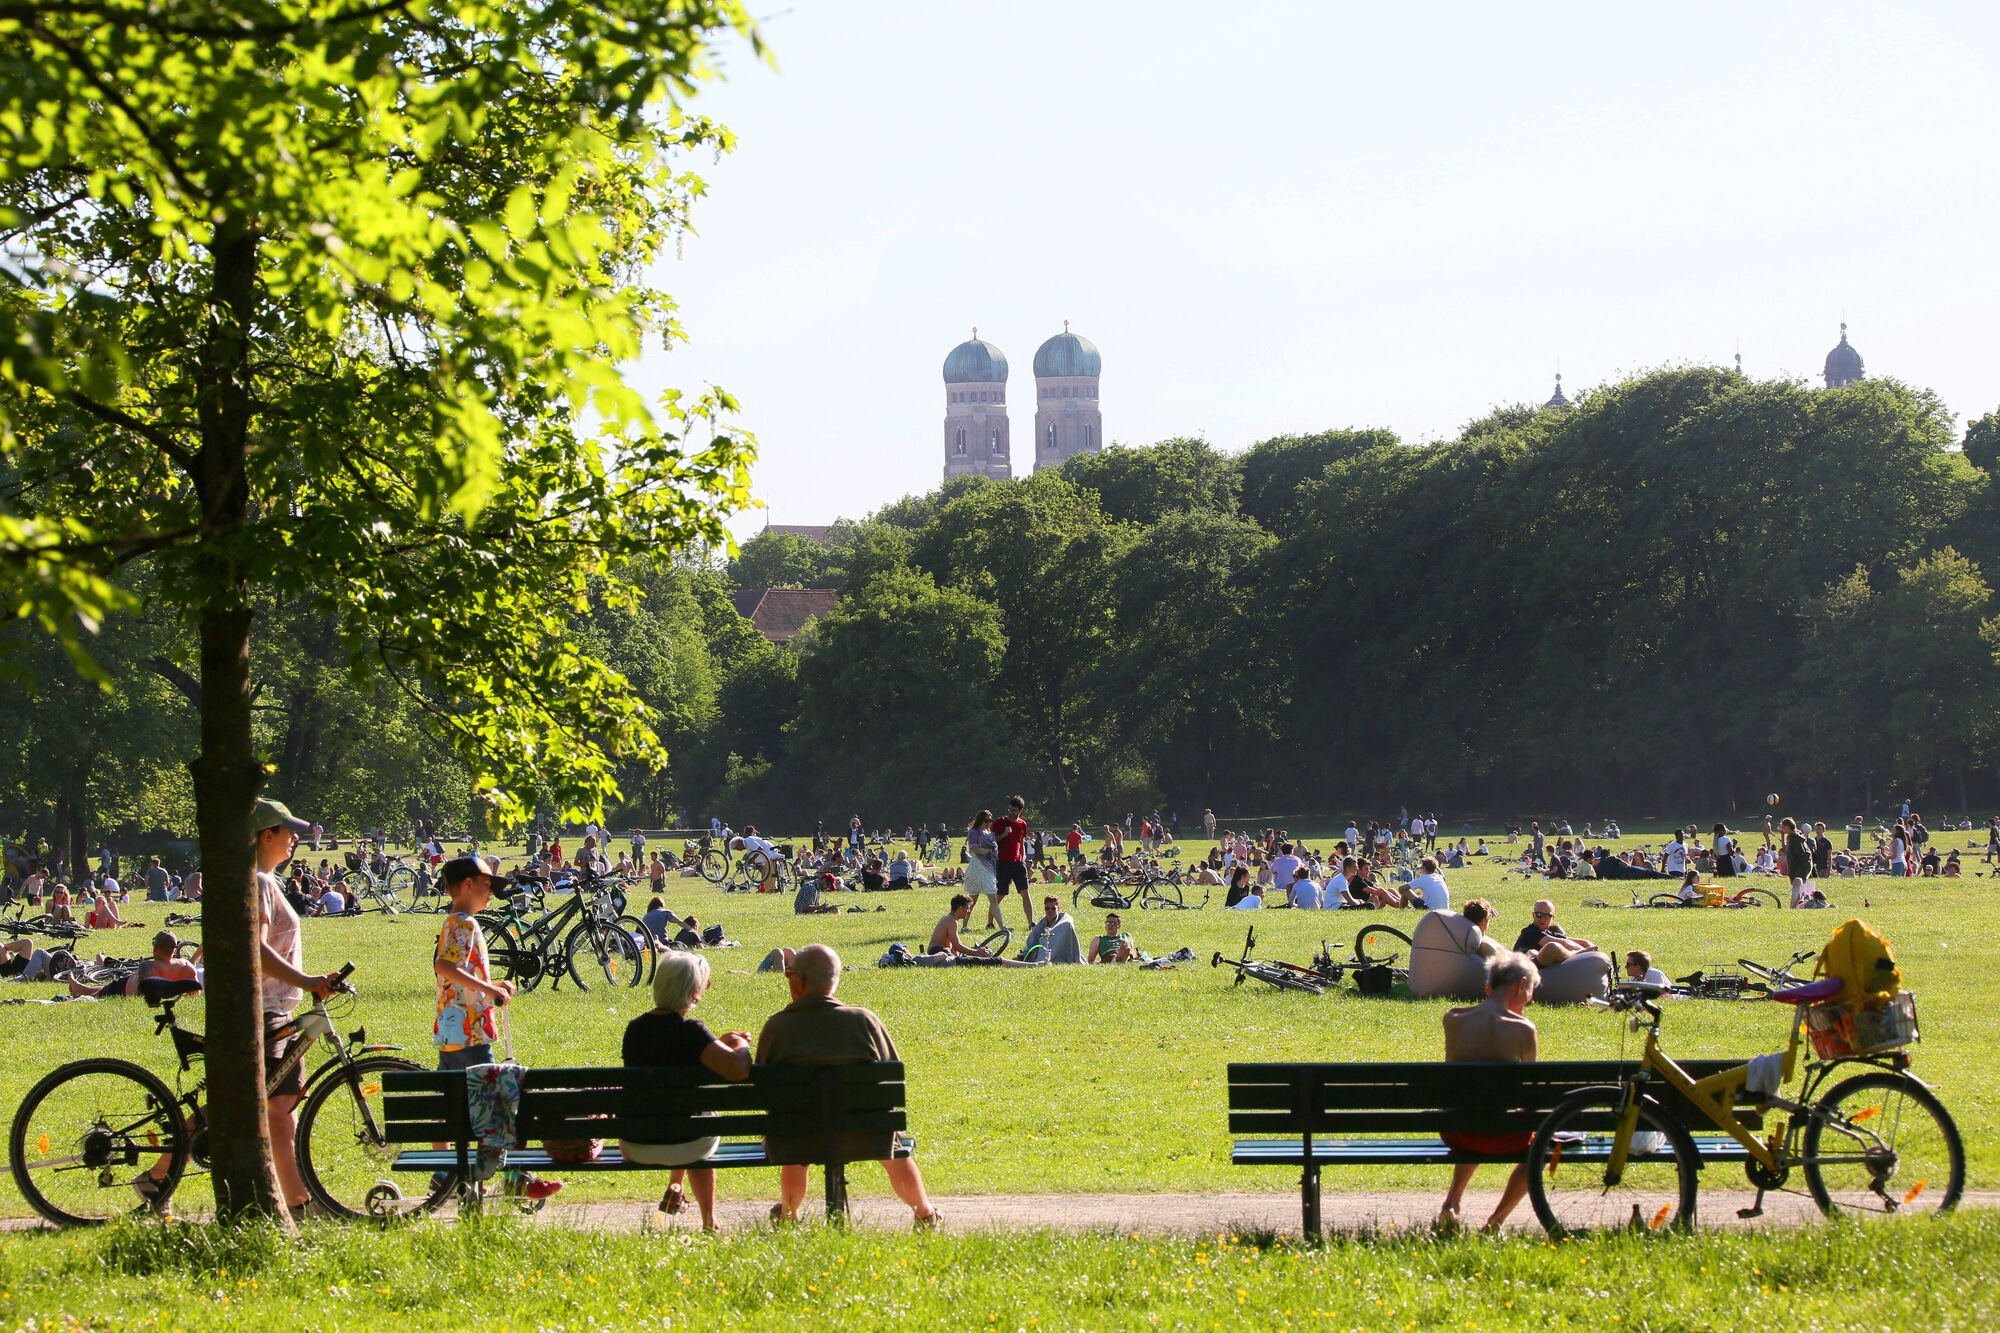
[190,214,287,1226]
[64,800,87,888]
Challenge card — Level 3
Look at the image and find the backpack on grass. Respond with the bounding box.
[1813,918,1900,1008]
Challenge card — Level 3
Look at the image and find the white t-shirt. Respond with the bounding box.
[1230,893,1264,910]
[257,870,305,1015]
[1290,878,1323,909]
[321,889,347,915]
[1409,872,1450,910]
[1268,854,1302,890]
[1664,841,1687,874]
[1344,826,1360,847]
[1638,967,1671,989]
[1324,871,1350,904]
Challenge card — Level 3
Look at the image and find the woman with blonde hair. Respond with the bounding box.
[619,950,753,1231]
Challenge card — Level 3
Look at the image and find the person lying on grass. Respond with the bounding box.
[1437,950,1540,1233]
[67,930,202,1001]
[1088,913,1134,964]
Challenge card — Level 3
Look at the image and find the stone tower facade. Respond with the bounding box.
[1031,322,1103,472]
[942,330,1013,482]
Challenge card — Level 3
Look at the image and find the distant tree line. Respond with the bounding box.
[6,368,1998,848]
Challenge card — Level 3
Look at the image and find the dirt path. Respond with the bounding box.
[479,1187,2000,1236]
[9,1190,1992,1236]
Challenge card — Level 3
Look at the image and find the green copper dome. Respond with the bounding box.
[1034,324,1101,378]
[943,332,1009,384]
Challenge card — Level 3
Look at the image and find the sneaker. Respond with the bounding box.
[503,1169,564,1201]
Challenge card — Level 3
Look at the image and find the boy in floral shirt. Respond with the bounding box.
[432,855,560,1201]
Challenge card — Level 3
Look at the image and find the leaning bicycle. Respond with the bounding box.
[1526,979,1962,1236]
[7,962,457,1224]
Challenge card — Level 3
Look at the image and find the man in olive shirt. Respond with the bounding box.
[757,945,940,1227]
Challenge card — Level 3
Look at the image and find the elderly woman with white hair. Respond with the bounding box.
[620,950,753,1231]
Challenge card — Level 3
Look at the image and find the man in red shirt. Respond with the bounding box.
[991,795,1032,927]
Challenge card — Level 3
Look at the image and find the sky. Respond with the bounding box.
[628,1,2000,535]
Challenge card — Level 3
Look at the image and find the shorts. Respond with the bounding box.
[620,1135,720,1166]
[437,1043,494,1072]
[995,861,1029,895]
[1441,1130,1535,1156]
[265,1018,308,1100]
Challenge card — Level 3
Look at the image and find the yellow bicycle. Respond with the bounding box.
[1526,977,1963,1235]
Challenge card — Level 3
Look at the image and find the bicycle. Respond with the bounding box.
[477,870,645,992]
[330,852,404,914]
[1581,882,1783,910]
[1071,867,1209,912]
[694,837,732,884]
[1211,927,1328,994]
[7,962,459,1224]
[1524,979,1963,1236]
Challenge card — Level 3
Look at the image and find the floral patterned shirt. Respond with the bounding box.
[434,911,497,1051]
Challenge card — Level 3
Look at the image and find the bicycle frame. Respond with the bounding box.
[1602,996,1915,1185]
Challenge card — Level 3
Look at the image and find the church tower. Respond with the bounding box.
[1032,322,1103,472]
[942,330,1012,482]
[1823,322,1865,388]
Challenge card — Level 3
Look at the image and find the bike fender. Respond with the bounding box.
[360,1043,405,1055]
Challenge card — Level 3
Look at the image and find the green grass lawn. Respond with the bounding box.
[3,1212,1998,1330]
[4,828,1996,1216]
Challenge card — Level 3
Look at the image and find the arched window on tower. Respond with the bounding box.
[990,430,999,453]
[1084,425,1093,450]
[1046,423,1057,452]
[955,429,966,456]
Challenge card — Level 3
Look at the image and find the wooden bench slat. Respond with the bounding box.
[1230,1135,1753,1165]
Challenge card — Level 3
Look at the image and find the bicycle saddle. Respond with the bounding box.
[1771,977,1842,1005]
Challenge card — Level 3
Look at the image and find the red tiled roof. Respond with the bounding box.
[731,588,838,643]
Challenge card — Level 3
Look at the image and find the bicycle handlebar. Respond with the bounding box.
[331,960,356,994]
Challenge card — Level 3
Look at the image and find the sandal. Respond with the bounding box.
[914,1209,942,1231]
[769,1203,796,1227]
[659,1183,686,1216]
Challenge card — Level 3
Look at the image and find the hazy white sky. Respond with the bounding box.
[632,1,2000,534]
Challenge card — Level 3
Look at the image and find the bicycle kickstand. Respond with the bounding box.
[1736,1189,1765,1220]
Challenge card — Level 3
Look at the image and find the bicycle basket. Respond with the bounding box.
[343,851,363,872]
[1806,991,1919,1059]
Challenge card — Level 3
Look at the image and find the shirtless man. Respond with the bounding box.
[1437,951,1541,1232]
[920,895,1042,968]
[926,895,997,960]
[70,930,202,1000]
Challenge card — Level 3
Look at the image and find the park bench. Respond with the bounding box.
[1227,1060,1759,1236]
[381,1061,910,1216]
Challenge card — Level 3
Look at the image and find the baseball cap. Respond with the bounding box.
[252,798,310,835]
[442,854,506,886]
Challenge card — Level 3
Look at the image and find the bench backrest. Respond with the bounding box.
[1227,1061,1754,1136]
[381,1062,907,1160]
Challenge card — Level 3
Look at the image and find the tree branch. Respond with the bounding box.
[64,388,196,469]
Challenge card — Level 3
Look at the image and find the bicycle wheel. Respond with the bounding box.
[335,867,379,908]
[1354,923,1414,967]
[1140,879,1183,909]
[1802,1071,1964,1218]
[1736,887,1784,909]
[381,864,418,910]
[10,1058,189,1226]
[565,920,644,990]
[698,849,729,883]
[976,928,1014,958]
[1648,893,1686,909]
[615,915,658,984]
[480,917,542,992]
[1525,1088,1699,1237]
[297,1054,456,1221]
